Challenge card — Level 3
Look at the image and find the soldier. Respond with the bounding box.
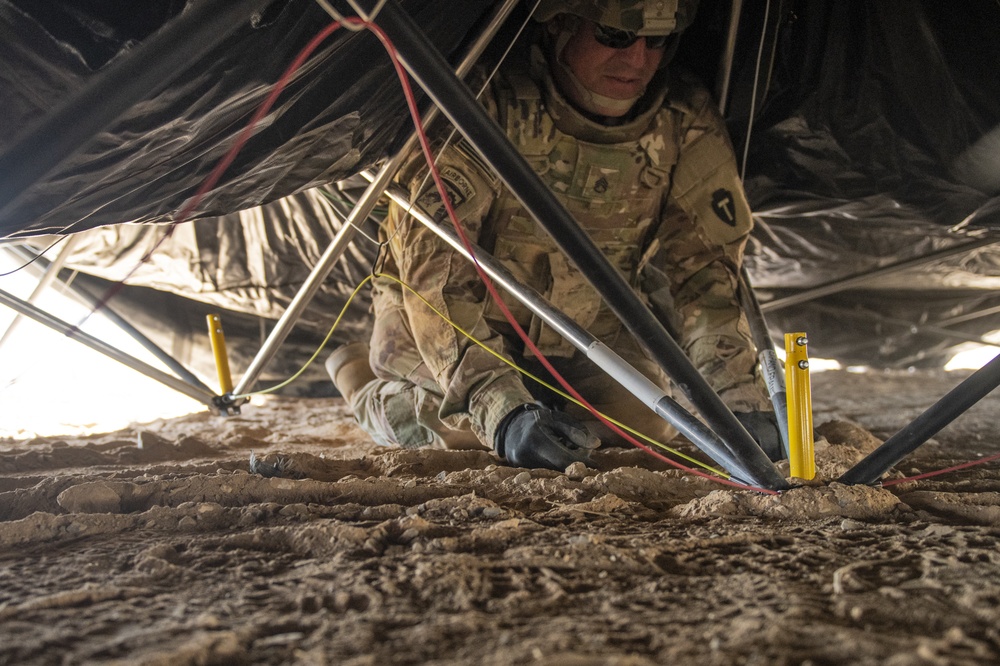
[327,0,783,470]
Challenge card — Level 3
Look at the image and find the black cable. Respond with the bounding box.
[0,238,68,277]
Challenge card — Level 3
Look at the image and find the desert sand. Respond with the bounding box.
[1,368,998,665]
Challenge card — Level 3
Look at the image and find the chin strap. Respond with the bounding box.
[558,60,643,115]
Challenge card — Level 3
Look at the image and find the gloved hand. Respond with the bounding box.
[494,404,600,471]
[734,410,786,462]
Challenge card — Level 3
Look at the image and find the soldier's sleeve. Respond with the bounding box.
[385,138,535,446]
[650,86,770,412]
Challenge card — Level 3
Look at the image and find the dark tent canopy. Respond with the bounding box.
[1,0,999,383]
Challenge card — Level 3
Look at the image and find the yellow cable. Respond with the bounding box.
[237,270,726,478]
[233,276,374,399]
[376,273,726,477]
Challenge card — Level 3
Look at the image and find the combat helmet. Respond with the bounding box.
[533,0,700,36]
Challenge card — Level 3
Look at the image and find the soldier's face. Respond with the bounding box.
[556,19,666,117]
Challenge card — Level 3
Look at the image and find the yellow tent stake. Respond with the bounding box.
[207,314,234,395]
[784,333,816,480]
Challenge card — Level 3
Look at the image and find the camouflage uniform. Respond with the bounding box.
[349,42,769,452]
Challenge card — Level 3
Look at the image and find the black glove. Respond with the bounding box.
[734,410,786,462]
[494,404,599,471]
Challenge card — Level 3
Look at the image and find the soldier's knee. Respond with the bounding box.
[351,380,436,449]
[350,379,484,451]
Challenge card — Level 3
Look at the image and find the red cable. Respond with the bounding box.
[359,19,777,495]
[72,21,344,332]
[881,450,1000,487]
[46,15,766,491]
[62,15,993,494]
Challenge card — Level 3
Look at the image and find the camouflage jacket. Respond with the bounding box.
[373,51,769,446]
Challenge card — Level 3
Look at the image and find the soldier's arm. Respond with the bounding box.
[651,88,770,411]
[386,143,535,445]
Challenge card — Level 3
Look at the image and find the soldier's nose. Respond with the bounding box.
[617,39,649,67]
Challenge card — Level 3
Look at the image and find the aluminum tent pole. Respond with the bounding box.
[2,243,213,394]
[72,285,215,394]
[716,0,745,113]
[0,236,81,352]
[838,351,1000,486]
[230,0,521,401]
[738,266,790,457]
[938,303,1000,328]
[367,172,760,483]
[361,0,786,490]
[0,0,271,228]
[819,303,1000,350]
[760,238,1000,313]
[229,171,391,402]
[0,287,219,408]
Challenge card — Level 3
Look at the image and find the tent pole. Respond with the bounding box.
[0,0,271,229]
[363,0,786,490]
[0,287,219,409]
[2,243,214,394]
[738,266,790,457]
[760,238,1000,312]
[838,352,1000,485]
[818,303,1000,351]
[70,282,215,394]
[366,172,761,484]
[228,173,388,401]
[716,0,745,113]
[939,303,1000,328]
[0,236,81,352]
[229,0,522,403]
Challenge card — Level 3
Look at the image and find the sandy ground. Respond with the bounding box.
[1,368,999,665]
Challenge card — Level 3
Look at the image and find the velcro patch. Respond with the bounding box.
[711,188,738,227]
[415,166,477,222]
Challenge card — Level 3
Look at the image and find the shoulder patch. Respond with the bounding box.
[415,165,478,223]
[711,188,738,227]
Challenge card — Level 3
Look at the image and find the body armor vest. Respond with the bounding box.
[481,66,681,357]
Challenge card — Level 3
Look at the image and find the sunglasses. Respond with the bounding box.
[593,23,671,50]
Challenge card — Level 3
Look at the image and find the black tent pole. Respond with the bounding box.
[368,172,760,484]
[839,352,1000,486]
[0,0,270,229]
[362,0,787,490]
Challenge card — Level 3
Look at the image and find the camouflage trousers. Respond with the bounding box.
[348,288,680,452]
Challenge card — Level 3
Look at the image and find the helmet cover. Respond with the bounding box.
[533,0,700,35]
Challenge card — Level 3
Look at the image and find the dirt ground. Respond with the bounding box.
[1,368,999,665]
